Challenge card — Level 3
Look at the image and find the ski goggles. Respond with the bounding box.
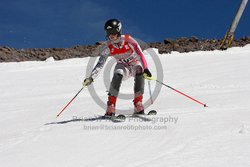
[105,28,120,37]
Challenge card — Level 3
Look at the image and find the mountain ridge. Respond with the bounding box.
[1,36,249,62]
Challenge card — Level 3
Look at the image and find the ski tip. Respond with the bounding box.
[204,104,208,107]
[116,114,126,120]
[148,110,157,115]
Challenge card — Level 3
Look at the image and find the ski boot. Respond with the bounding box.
[104,95,117,117]
[133,95,144,115]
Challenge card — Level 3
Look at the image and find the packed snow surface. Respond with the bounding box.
[1,45,250,167]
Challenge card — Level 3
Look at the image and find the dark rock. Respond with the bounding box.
[95,41,105,45]
[1,37,250,62]
[241,36,250,41]
[190,36,199,42]
[164,38,175,44]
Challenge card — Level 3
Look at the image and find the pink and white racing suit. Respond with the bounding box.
[90,34,148,97]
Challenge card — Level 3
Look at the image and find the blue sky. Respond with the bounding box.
[0,0,249,48]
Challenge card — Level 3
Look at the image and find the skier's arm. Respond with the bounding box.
[127,35,152,77]
[83,45,109,87]
[90,46,109,79]
[127,36,148,69]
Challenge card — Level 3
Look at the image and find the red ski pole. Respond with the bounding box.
[155,80,207,107]
[144,75,207,107]
[56,87,84,118]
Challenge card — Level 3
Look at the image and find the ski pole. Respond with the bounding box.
[56,87,84,118]
[147,80,153,104]
[144,75,207,107]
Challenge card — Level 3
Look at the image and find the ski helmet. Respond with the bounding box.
[104,19,122,37]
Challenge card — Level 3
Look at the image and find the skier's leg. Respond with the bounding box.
[109,64,126,97]
[134,74,144,96]
[105,64,125,116]
[105,94,117,116]
[132,62,145,114]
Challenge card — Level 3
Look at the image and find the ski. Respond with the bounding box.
[147,110,157,115]
[101,115,126,122]
[116,110,157,121]
[83,110,157,123]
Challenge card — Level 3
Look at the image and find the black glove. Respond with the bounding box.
[83,77,93,87]
[144,69,152,78]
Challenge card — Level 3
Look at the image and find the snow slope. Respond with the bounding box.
[1,45,250,167]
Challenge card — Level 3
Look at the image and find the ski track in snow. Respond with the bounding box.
[1,45,250,167]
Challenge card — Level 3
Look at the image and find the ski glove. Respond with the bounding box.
[83,77,93,87]
[144,69,152,78]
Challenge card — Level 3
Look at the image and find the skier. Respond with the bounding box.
[83,19,152,116]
